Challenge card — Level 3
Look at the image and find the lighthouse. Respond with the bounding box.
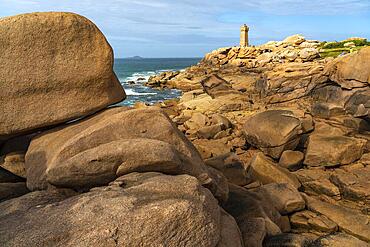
[240,24,249,47]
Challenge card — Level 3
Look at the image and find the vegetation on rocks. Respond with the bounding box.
[319,38,370,58]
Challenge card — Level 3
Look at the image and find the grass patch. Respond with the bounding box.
[319,40,368,58]
[320,39,370,49]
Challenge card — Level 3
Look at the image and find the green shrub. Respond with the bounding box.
[321,39,370,49]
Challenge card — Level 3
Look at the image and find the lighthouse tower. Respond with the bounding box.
[240,24,249,47]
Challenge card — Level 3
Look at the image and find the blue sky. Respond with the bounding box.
[1,0,369,58]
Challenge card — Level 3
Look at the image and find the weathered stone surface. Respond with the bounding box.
[0,188,76,216]
[303,194,370,241]
[211,114,233,129]
[0,12,126,138]
[256,183,305,215]
[193,138,233,159]
[243,110,304,159]
[184,112,209,130]
[302,178,341,199]
[294,168,329,184]
[197,124,224,139]
[224,184,283,247]
[0,172,238,247]
[263,234,313,247]
[324,47,370,89]
[200,74,235,98]
[312,233,370,247]
[283,35,306,45]
[45,138,207,190]
[279,150,304,171]
[0,152,26,178]
[304,134,367,167]
[217,208,244,247]
[330,166,370,204]
[345,89,370,119]
[261,62,327,104]
[299,48,320,61]
[205,153,248,186]
[248,153,301,189]
[290,210,338,233]
[312,102,346,119]
[0,182,29,202]
[25,107,227,202]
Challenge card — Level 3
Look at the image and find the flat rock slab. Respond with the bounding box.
[303,194,370,242]
[0,12,125,138]
[304,134,366,167]
[248,153,301,189]
[290,210,338,233]
[312,233,369,247]
[330,166,370,204]
[0,172,241,247]
[255,183,305,215]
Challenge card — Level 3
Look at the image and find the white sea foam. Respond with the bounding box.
[123,70,174,83]
[125,88,157,96]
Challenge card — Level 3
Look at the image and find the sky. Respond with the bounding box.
[1,0,370,58]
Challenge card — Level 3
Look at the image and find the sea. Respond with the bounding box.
[114,58,201,106]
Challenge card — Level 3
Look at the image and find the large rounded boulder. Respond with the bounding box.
[243,110,310,159]
[0,12,125,139]
[0,172,243,247]
[324,47,370,89]
[25,107,228,202]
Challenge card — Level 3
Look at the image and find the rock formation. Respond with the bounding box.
[0,12,125,140]
[144,35,370,246]
[1,12,369,247]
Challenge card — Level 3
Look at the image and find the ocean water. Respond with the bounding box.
[114,58,201,106]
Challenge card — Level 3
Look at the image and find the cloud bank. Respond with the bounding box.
[1,0,369,57]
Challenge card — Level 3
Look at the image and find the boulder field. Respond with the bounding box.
[1,12,370,247]
[145,35,370,246]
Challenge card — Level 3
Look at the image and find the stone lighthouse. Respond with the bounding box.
[240,24,249,47]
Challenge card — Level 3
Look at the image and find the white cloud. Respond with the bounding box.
[0,0,369,57]
[238,0,370,15]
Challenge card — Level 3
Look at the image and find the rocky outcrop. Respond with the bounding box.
[324,47,370,89]
[243,110,311,159]
[279,150,304,171]
[224,184,285,247]
[25,107,228,202]
[0,12,125,139]
[148,35,370,245]
[247,153,301,189]
[303,194,370,242]
[304,134,366,167]
[0,172,241,247]
[312,233,370,247]
[1,17,370,247]
[256,183,305,215]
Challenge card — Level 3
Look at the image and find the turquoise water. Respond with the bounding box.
[114,58,201,106]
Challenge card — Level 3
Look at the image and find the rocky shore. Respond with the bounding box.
[0,12,369,247]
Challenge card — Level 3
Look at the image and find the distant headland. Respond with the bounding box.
[125,56,144,60]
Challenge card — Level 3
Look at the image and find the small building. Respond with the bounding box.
[240,24,249,47]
